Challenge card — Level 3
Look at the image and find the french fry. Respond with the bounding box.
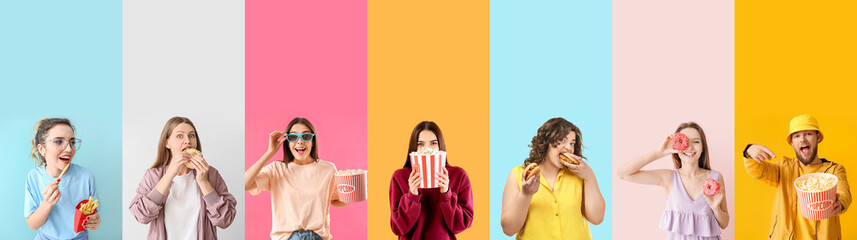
[78,196,99,215]
[57,164,70,181]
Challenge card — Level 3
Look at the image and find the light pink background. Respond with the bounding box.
[613,0,734,239]
[245,0,367,238]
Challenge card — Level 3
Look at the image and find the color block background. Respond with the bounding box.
[612,0,735,239]
[121,0,246,238]
[0,0,122,238]
[367,1,489,238]
[244,0,367,238]
[735,1,857,236]
[489,0,613,238]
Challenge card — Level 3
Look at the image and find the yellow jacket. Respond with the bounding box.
[744,156,851,240]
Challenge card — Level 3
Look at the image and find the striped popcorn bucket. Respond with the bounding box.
[335,171,367,203]
[409,152,447,188]
[794,173,839,220]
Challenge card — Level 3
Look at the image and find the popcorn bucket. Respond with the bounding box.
[409,152,447,188]
[74,199,96,233]
[794,173,839,220]
[335,171,367,203]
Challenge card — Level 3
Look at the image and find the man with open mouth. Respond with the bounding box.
[742,114,851,239]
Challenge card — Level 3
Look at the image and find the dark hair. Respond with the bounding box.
[283,117,319,164]
[152,117,201,168]
[403,121,448,168]
[671,122,711,170]
[525,117,585,165]
[31,118,75,168]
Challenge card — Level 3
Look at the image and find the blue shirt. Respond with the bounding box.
[25,163,97,240]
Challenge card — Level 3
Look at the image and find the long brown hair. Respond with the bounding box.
[30,118,74,168]
[525,117,585,165]
[671,122,710,170]
[403,121,449,168]
[151,117,201,168]
[283,117,319,164]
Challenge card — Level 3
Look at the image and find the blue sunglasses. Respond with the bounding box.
[286,133,314,142]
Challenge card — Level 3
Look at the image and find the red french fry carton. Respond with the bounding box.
[74,199,97,233]
[335,170,368,203]
[409,151,447,188]
[794,173,838,220]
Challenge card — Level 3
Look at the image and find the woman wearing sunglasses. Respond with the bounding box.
[129,116,237,239]
[25,118,101,239]
[389,121,474,240]
[245,117,350,240]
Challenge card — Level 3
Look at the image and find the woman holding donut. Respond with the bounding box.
[500,117,605,239]
[25,118,101,239]
[129,116,237,239]
[244,117,351,240]
[389,121,474,240]
[617,122,729,239]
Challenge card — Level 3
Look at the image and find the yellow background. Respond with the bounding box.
[367,0,489,238]
[736,1,857,238]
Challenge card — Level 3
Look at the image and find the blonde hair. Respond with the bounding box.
[30,118,74,168]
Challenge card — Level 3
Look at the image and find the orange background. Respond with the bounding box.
[735,1,857,238]
[367,0,489,238]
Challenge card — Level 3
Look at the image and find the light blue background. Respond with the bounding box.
[0,1,121,239]
[490,0,612,239]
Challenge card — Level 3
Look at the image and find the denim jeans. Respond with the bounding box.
[288,230,323,240]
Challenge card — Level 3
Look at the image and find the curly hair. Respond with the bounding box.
[525,117,585,165]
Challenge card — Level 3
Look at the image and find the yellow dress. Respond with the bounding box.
[512,165,593,240]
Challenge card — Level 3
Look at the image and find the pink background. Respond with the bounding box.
[245,0,367,238]
[613,0,734,239]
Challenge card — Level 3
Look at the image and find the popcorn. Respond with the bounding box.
[335,169,367,176]
[796,174,837,192]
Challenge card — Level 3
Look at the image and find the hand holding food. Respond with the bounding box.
[703,178,720,196]
[408,169,421,195]
[522,163,541,180]
[672,133,689,151]
[41,181,61,206]
[183,148,203,169]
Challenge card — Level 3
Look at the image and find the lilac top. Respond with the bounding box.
[659,170,721,240]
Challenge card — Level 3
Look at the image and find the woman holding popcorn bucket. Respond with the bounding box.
[245,117,357,240]
[25,118,101,240]
[500,117,605,240]
[389,121,474,240]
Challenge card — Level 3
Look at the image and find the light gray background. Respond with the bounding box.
[122,1,244,239]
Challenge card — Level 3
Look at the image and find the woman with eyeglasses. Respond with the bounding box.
[25,118,101,239]
[245,117,351,240]
[389,121,474,240]
[129,116,237,239]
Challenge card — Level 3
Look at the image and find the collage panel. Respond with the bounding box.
[0,0,122,238]
[121,0,245,238]
[489,0,612,239]
[244,0,367,239]
[612,0,735,239]
[736,2,856,239]
[366,0,489,238]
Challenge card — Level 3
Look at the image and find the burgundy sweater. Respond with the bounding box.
[389,165,474,240]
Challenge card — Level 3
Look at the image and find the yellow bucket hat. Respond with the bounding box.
[787,114,821,144]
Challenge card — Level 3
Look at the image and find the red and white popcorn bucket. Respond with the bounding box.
[409,151,447,188]
[335,170,367,203]
[794,173,839,220]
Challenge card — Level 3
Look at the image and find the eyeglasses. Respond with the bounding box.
[286,133,314,143]
[44,138,82,151]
